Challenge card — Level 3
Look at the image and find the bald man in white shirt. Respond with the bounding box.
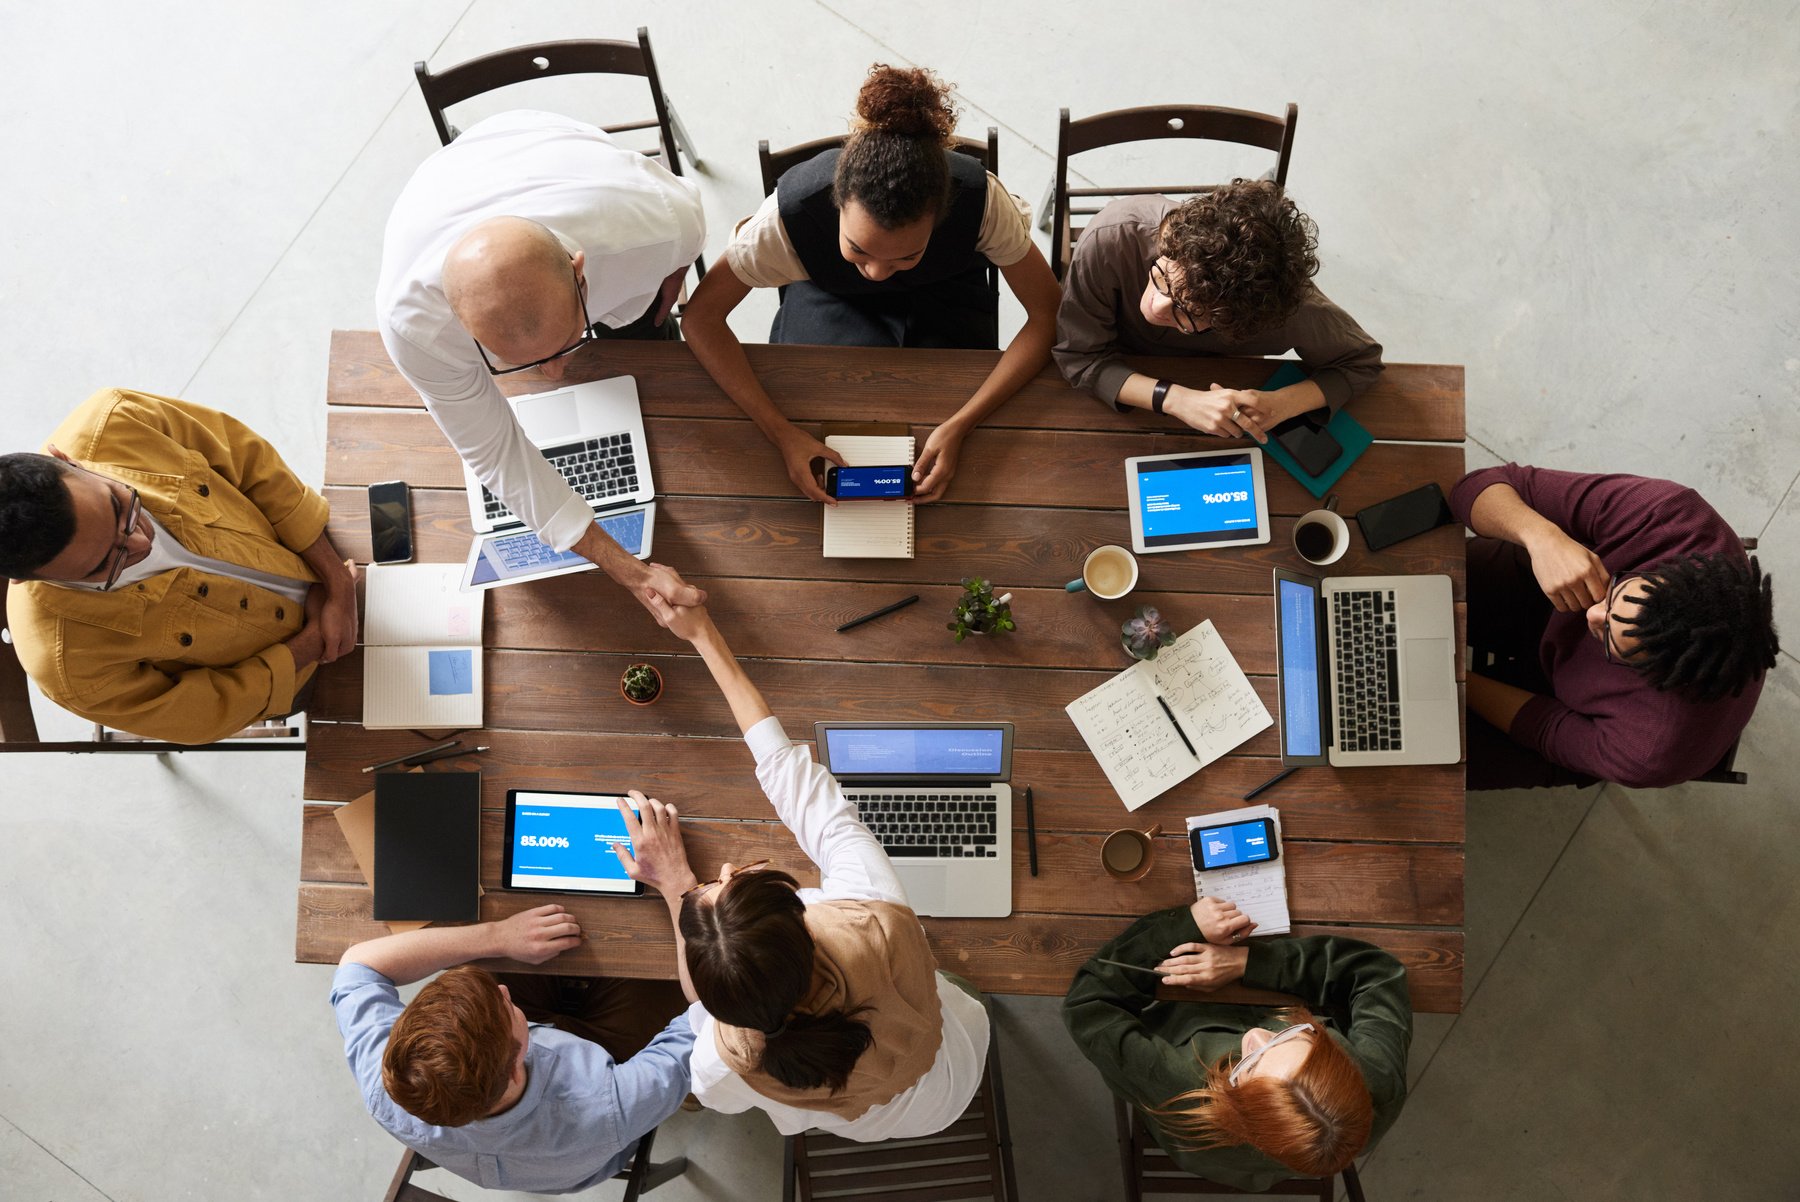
[378,110,708,620]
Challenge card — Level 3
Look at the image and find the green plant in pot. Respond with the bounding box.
[619,663,664,705]
[1121,606,1177,660]
[948,577,1015,642]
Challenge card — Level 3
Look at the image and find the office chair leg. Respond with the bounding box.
[667,99,703,170]
[638,1156,687,1192]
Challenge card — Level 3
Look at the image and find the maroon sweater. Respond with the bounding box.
[1450,464,1762,788]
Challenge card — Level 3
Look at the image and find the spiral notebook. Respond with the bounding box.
[822,434,916,559]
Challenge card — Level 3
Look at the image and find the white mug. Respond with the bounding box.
[1293,501,1350,566]
[1066,545,1139,600]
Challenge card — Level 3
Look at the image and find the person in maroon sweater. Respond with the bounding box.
[1450,464,1779,790]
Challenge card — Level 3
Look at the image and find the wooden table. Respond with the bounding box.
[298,333,1466,1013]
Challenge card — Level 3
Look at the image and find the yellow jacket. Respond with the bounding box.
[6,389,328,743]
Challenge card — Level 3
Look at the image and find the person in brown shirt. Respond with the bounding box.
[1053,184,1383,442]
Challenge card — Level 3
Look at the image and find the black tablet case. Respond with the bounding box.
[374,771,480,922]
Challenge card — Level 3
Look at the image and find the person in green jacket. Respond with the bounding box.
[1063,899,1412,1190]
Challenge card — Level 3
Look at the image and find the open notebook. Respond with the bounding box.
[822,434,916,559]
[362,563,485,730]
[1186,803,1291,936]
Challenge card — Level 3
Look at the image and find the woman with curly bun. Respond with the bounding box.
[683,64,1061,503]
[1053,183,1384,441]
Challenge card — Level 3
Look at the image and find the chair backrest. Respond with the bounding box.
[412,33,680,166]
[1050,103,1297,280]
[1114,1100,1363,1200]
[757,126,999,199]
[0,577,41,744]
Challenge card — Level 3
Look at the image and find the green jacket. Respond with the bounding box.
[1062,908,1412,1191]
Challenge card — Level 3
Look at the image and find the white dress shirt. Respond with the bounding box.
[376,110,705,551]
[685,716,991,1141]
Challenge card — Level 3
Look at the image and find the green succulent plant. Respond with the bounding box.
[1121,606,1177,660]
[948,577,1016,643]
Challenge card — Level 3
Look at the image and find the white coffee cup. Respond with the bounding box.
[1067,544,1139,600]
[1293,507,1351,566]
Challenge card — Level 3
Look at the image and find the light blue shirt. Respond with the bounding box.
[331,962,695,1194]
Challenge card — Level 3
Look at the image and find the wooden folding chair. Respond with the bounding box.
[381,1125,686,1202]
[1115,1100,1365,1200]
[781,1020,1018,1202]
[1041,103,1298,280]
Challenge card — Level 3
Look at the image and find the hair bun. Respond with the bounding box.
[854,63,957,141]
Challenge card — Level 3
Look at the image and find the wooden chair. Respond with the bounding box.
[0,578,302,755]
[1115,1100,1366,1201]
[1041,103,1298,280]
[381,1126,686,1202]
[413,31,706,286]
[781,1018,1018,1202]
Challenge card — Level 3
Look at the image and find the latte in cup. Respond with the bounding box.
[1079,545,1139,600]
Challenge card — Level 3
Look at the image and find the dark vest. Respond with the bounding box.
[775,148,992,298]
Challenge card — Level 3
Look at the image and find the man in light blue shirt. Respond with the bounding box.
[331,902,694,1194]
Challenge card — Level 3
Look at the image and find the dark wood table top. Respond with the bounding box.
[298,333,1467,1012]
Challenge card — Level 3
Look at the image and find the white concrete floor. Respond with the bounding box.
[1,2,1796,1199]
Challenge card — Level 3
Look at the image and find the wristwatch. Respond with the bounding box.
[1151,379,1173,415]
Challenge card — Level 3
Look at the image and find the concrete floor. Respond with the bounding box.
[1,2,1796,1199]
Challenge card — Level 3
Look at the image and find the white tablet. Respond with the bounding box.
[461,503,655,592]
[1125,448,1271,554]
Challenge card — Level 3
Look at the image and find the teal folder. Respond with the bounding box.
[1256,361,1371,498]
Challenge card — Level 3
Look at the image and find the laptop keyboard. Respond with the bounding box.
[1332,589,1404,753]
[850,792,1001,858]
[481,433,640,524]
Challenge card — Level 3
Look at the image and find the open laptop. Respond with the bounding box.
[1272,567,1461,767]
[463,375,656,536]
[814,722,1014,919]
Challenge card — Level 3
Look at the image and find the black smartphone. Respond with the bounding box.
[824,464,915,500]
[368,480,413,564]
[1189,817,1280,871]
[1270,414,1342,477]
[1355,482,1455,552]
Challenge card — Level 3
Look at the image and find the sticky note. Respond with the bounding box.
[428,649,473,696]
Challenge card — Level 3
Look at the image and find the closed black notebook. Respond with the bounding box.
[373,771,481,922]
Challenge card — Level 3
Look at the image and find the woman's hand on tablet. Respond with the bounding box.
[615,790,697,898]
[494,904,584,965]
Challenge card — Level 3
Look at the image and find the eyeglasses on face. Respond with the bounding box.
[1229,1021,1317,1086]
[1148,261,1204,335]
[1599,573,1648,665]
[682,859,772,900]
[95,486,143,592]
[472,261,594,376]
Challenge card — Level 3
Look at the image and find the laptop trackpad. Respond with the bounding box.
[898,865,950,916]
[517,393,579,441]
[1405,639,1454,700]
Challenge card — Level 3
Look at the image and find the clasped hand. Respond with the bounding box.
[1164,383,1277,443]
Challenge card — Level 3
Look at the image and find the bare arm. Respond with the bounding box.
[642,595,772,734]
[339,904,582,986]
[1467,671,1536,736]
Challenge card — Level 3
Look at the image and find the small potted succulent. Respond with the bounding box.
[1121,606,1177,661]
[948,577,1016,642]
[619,663,664,706]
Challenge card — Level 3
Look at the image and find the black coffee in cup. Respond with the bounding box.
[1295,521,1335,562]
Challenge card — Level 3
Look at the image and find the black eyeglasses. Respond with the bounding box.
[96,487,143,592]
[472,262,594,376]
[1599,574,1642,665]
[1149,261,1204,336]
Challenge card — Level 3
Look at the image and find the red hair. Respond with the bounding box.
[1151,1009,1372,1177]
[382,965,520,1126]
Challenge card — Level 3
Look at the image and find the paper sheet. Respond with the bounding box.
[1186,803,1291,936]
[365,647,484,729]
[822,436,916,558]
[1065,621,1273,810]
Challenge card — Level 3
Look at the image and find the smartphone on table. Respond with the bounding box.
[1355,482,1455,552]
[1270,414,1342,477]
[368,480,413,564]
[1190,817,1279,871]
[824,464,915,500]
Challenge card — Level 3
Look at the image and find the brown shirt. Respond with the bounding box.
[1053,196,1384,410]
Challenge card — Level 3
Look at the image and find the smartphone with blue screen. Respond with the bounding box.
[1190,818,1280,871]
[824,464,914,499]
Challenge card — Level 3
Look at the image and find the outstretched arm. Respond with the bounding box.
[339,904,581,986]
[645,594,771,734]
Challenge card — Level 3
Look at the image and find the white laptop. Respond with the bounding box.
[464,376,656,535]
[1271,567,1462,767]
[815,722,1014,919]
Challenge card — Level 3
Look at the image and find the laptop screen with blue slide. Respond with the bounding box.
[1273,570,1330,764]
[817,723,1013,783]
[1135,451,1261,547]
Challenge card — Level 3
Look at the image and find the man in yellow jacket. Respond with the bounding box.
[1,389,358,744]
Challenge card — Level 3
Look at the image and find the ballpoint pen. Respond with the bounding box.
[1093,957,1170,976]
[362,738,459,773]
[837,595,920,632]
[1024,786,1038,877]
[1156,695,1199,759]
[407,744,490,768]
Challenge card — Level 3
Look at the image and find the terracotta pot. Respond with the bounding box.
[619,664,663,706]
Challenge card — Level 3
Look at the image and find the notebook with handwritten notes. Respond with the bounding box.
[1064,620,1273,811]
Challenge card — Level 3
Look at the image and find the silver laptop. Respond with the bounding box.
[815,722,1014,919]
[464,376,655,535]
[1272,568,1461,767]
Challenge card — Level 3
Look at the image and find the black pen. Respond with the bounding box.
[363,738,459,773]
[836,594,920,632]
[1156,695,1199,759]
[1243,765,1297,801]
[408,744,490,768]
[1025,786,1038,877]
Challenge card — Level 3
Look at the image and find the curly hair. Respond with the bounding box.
[1619,552,1778,701]
[832,63,960,229]
[383,965,520,1127]
[0,453,79,579]
[1158,181,1321,340]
